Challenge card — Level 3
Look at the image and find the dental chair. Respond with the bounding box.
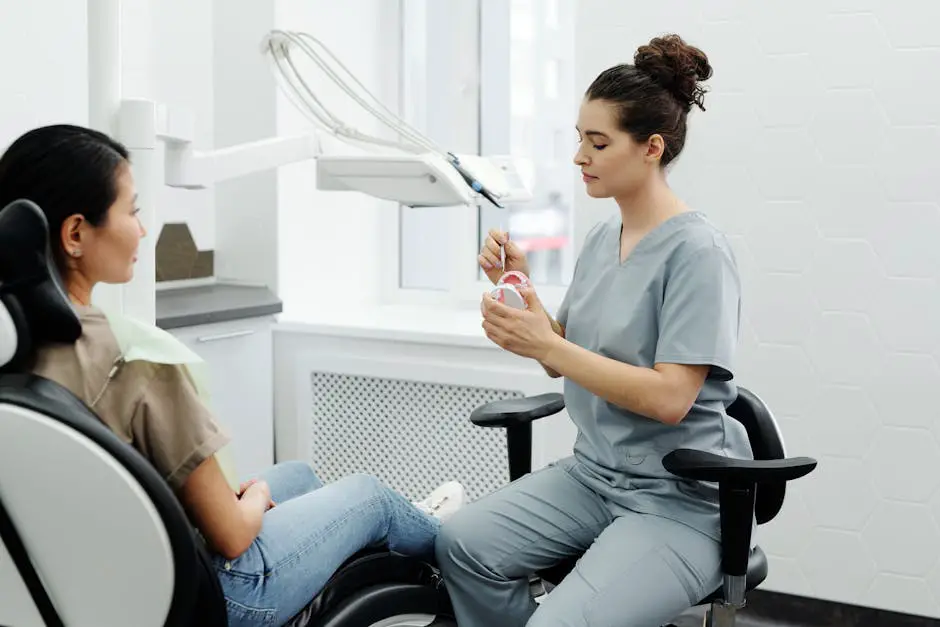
[0,198,454,627]
[0,197,816,627]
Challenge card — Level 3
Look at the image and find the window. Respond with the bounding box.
[478,0,577,290]
[394,0,576,307]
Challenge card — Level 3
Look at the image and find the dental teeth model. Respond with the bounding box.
[490,270,531,310]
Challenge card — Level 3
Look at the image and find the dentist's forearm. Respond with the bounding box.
[539,312,565,378]
[540,336,685,424]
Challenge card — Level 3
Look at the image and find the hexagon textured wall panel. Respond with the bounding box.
[156,222,214,282]
[576,0,940,619]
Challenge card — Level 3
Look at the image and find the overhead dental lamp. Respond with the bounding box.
[141,29,530,209]
[88,5,531,323]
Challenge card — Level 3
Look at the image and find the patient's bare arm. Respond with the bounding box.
[179,455,272,560]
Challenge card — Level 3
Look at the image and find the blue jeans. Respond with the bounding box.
[212,461,441,626]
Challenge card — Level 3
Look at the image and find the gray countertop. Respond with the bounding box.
[156,283,283,330]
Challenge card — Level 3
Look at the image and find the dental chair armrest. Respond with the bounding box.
[469,393,565,428]
[662,450,817,484]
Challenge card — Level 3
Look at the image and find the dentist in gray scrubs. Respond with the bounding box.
[436,33,754,627]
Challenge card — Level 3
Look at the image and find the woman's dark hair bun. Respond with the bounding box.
[634,34,712,112]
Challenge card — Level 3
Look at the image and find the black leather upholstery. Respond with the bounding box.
[727,388,787,524]
[0,200,81,350]
[285,549,451,627]
[0,374,217,627]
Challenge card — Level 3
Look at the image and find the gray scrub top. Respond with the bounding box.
[555,210,754,542]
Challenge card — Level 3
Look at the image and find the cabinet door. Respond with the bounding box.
[171,317,275,482]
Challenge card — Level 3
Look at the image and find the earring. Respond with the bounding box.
[71,249,81,258]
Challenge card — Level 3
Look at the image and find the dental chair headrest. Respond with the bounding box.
[0,199,82,371]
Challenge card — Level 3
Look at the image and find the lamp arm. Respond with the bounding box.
[163,134,321,189]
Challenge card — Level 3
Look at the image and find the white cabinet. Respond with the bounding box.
[170,316,275,482]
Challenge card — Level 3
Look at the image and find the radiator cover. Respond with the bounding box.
[309,371,523,502]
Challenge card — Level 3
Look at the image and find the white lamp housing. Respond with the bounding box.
[156,123,530,208]
[315,152,530,208]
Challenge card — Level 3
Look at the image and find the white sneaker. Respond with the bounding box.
[413,481,467,521]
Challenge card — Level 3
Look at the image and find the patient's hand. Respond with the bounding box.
[237,479,258,496]
[239,479,276,510]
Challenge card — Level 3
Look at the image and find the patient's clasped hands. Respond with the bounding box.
[239,478,277,511]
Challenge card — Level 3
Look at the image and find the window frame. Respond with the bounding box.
[383,0,576,314]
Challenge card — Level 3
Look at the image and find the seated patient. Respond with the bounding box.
[437,34,754,627]
[0,124,465,627]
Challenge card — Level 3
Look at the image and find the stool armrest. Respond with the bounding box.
[469,393,565,428]
[662,449,817,484]
[664,449,817,581]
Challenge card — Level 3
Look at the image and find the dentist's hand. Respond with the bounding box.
[481,285,558,361]
[478,229,531,285]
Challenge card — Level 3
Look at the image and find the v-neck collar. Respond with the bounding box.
[616,211,706,266]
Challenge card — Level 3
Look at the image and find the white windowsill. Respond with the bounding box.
[273,281,567,350]
[274,303,497,349]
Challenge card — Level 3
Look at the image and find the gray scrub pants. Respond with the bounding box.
[435,459,723,627]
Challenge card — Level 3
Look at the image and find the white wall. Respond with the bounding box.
[0,0,87,152]
[212,0,279,290]
[152,0,216,251]
[576,0,940,618]
[273,0,401,319]
[122,0,216,252]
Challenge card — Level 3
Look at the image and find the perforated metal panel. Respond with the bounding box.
[309,371,522,502]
